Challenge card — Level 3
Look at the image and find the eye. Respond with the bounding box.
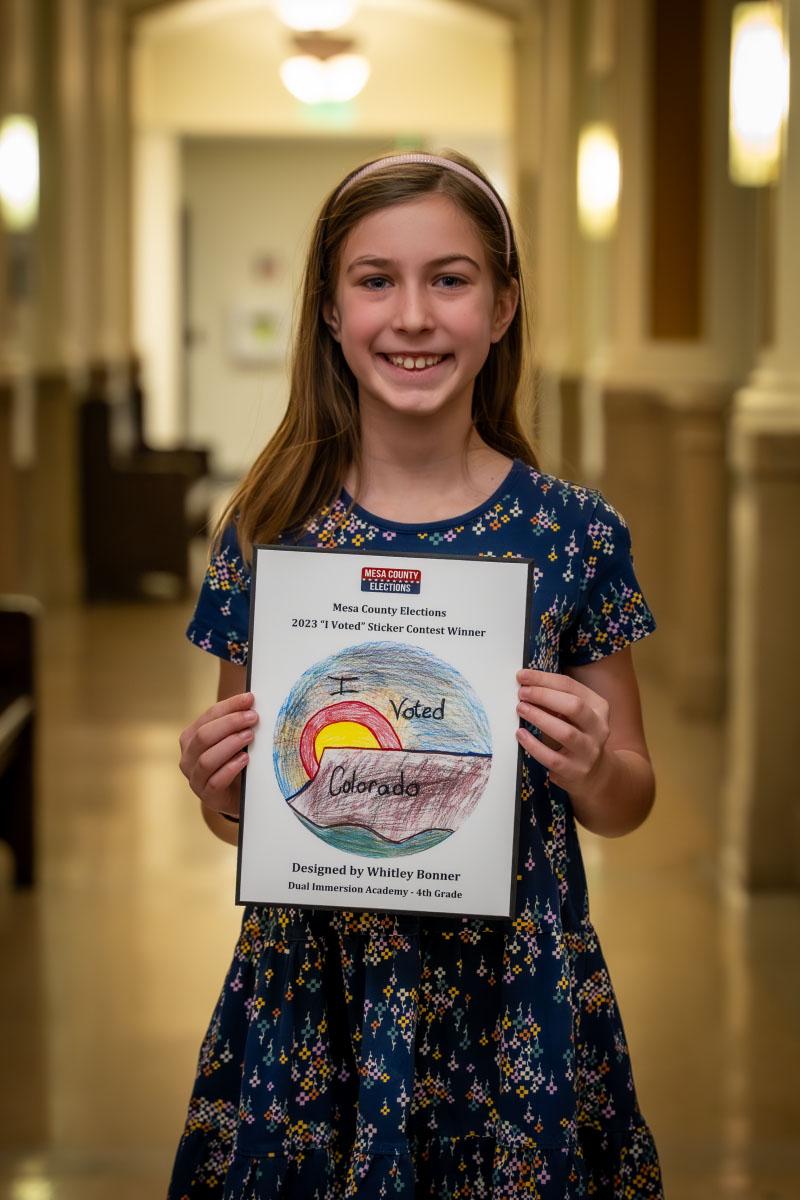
[360,276,391,291]
[435,274,467,289]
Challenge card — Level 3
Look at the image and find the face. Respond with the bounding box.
[324,193,517,424]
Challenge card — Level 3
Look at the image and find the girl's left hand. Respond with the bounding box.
[516,667,611,800]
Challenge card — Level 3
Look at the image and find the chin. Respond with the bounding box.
[367,383,470,422]
[384,398,457,421]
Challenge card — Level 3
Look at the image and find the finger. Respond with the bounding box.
[516,667,555,686]
[180,713,256,783]
[517,683,582,718]
[517,678,607,725]
[516,726,564,771]
[516,669,596,711]
[189,723,256,788]
[188,705,259,760]
[516,686,606,732]
[517,668,583,694]
[519,695,608,753]
[181,691,255,747]
[517,701,589,751]
[520,667,582,686]
[203,752,249,811]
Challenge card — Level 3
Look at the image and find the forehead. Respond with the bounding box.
[339,193,487,266]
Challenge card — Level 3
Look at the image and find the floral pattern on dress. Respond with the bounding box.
[171,460,661,1199]
[187,541,251,665]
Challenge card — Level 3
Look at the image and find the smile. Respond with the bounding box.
[382,354,450,372]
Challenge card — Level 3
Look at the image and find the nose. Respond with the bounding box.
[391,283,434,336]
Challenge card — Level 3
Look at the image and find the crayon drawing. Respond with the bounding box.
[272,642,492,857]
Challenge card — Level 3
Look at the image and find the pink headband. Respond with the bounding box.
[335,153,513,268]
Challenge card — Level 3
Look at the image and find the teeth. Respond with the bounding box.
[387,354,444,370]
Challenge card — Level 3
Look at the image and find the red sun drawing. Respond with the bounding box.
[299,701,402,779]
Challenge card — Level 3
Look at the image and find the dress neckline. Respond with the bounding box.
[339,458,525,533]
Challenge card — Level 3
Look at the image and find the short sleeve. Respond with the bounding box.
[186,523,251,664]
[560,495,656,666]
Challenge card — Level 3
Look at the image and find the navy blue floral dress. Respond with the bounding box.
[169,460,664,1199]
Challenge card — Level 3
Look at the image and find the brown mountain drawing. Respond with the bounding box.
[288,747,491,844]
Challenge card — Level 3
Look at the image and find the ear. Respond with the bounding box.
[490,279,519,344]
[322,298,341,342]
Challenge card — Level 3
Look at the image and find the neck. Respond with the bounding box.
[347,398,513,524]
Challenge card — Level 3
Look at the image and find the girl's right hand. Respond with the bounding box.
[178,691,259,818]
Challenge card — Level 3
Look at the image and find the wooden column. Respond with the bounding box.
[726,428,800,889]
[665,386,729,716]
[726,0,800,890]
[534,0,582,473]
[601,387,672,678]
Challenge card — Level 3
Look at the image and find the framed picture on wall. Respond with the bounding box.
[227,303,286,365]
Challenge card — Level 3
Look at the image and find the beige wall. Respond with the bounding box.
[131,0,513,141]
[182,136,388,475]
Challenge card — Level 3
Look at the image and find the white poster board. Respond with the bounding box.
[237,547,532,919]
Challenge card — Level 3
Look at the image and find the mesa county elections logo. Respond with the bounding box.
[361,565,421,594]
[272,641,491,858]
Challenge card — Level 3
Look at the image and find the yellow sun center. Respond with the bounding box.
[314,720,380,762]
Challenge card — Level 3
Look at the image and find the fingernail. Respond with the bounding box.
[240,729,253,741]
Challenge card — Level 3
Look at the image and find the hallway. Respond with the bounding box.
[0,598,797,1199]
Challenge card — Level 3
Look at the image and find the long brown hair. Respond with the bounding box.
[217,149,538,560]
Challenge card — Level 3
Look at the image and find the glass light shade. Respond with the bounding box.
[323,53,370,102]
[280,51,370,104]
[280,54,328,104]
[0,115,39,231]
[276,1,356,32]
[729,2,790,185]
[577,122,620,239]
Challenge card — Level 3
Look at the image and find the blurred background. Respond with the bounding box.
[0,0,798,1197]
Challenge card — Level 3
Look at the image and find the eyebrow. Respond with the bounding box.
[345,254,482,274]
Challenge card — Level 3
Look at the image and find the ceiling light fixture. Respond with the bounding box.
[276,1,356,33]
[280,31,370,105]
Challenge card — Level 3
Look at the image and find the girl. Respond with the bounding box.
[170,151,664,1199]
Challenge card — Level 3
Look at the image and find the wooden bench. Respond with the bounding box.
[79,390,211,601]
[0,597,38,888]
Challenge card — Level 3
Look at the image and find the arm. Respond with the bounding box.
[516,647,655,838]
[178,659,257,847]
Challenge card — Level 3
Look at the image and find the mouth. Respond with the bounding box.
[379,353,452,374]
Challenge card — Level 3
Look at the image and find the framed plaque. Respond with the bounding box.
[236,547,533,919]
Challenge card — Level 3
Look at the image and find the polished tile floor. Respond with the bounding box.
[0,600,798,1199]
